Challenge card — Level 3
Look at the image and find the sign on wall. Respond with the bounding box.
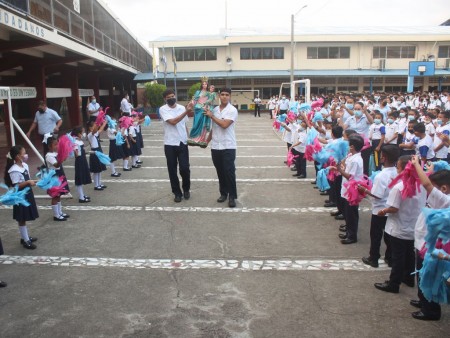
[0,87,37,99]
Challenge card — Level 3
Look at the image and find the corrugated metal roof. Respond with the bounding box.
[134,69,450,82]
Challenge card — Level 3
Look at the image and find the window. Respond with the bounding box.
[373,46,416,59]
[240,47,284,60]
[173,48,217,61]
[438,46,450,58]
[307,47,350,59]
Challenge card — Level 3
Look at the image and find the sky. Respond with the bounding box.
[103,0,449,49]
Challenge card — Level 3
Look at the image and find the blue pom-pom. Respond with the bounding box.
[369,170,381,183]
[36,169,60,190]
[432,160,450,172]
[317,168,330,191]
[95,151,111,166]
[0,185,31,206]
[106,115,117,130]
[312,111,323,123]
[144,115,151,127]
[115,132,125,146]
[306,128,318,145]
[298,103,311,112]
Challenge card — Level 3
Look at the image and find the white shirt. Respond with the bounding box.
[107,128,117,141]
[293,130,307,153]
[385,181,426,240]
[8,163,30,185]
[396,117,407,135]
[434,124,450,159]
[88,102,100,117]
[369,123,385,141]
[384,122,399,144]
[210,103,238,150]
[413,135,435,160]
[87,132,100,149]
[425,122,435,137]
[45,151,60,170]
[120,98,133,113]
[341,152,364,198]
[370,167,397,215]
[268,99,276,110]
[278,98,290,110]
[159,104,189,146]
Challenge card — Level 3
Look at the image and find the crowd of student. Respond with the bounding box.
[276,90,450,321]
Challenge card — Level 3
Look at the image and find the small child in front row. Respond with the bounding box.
[4,145,39,249]
[45,137,70,221]
[128,114,141,169]
[87,120,108,191]
[369,110,386,170]
[71,126,92,203]
[290,119,308,178]
[359,144,400,267]
[374,155,427,294]
[107,117,123,177]
[334,134,365,244]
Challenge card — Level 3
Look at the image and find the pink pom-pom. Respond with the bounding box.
[47,176,68,198]
[361,137,371,151]
[287,150,299,167]
[287,112,296,121]
[119,116,133,129]
[343,177,372,206]
[273,120,281,130]
[324,158,338,181]
[56,135,74,163]
[311,98,324,110]
[304,138,322,161]
[388,161,421,199]
[95,109,106,126]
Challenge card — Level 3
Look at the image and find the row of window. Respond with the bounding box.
[172,45,450,62]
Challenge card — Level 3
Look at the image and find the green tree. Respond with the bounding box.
[144,82,166,108]
[188,82,202,99]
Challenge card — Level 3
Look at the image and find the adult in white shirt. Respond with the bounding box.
[120,91,133,116]
[159,89,194,203]
[253,95,262,117]
[205,88,238,208]
[87,95,101,122]
[268,96,277,119]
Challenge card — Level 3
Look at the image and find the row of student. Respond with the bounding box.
[1,112,147,250]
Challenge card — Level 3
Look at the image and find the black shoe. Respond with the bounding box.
[311,181,316,184]
[341,238,357,244]
[374,281,399,293]
[136,160,143,164]
[228,197,236,208]
[132,164,141,168]
[411,311,440,321]
[79,197,91,203]
[174,195,182,203]
[123,167,132,171]
[100,185,107,189]
[60,213,70,219]
[217,195,227,203]
[313,186,318,189]
[402,278,415,288]
[20,237,37,244]
[22,240,36,250]
[335,214,345,220]
[339,227,347,233]
[111,172,121,177]
[324,200,330,203]
[320,191,328,196]
[94,186,104,191]
[338,233,347,239]
[183,191,190,200]
[362,257,379,268]
[54,216,67,221]
[297,175,306,179]
[290,167,297,171]
[330,211,341,216]
[292,173,301,177]
[0,280,7,288]
[324,202,337,207]
[410,300,422,309]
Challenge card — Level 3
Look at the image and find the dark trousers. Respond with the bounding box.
[211,149,237,199]
[254,105,261,117]
[369,214,391,261]
[292,150,306,176]
[416,250,441,318]
[335,176,344,214]
[371,139,382,171]
[164,143,190,197]
[388,236,415,287]
[344,199,359,241]
[361,146,371,176]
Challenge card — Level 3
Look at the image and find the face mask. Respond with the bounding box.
[436,119,443,125]
[282,97,286,100]
[399,113,405,118]
[298,127,305,132]
[387,119,394,124]
[354,110,362,117]
[22,154,29,162]
[92,99,96,104]
[345,104,354,110]
[374,119,381,125]
[38,108,45,114]
[82,132,87,139]
[326,130,331,138]
[408,116,415,121]
[166,97,177,106]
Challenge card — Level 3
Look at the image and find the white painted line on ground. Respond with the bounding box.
[63,165,297,169]
[63,178,316,183]
[100,145,286,149]
[0,255,389,271]
[0,205,369,214]
[132,155,287,158]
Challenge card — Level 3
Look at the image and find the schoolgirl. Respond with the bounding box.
[45,137,70,221]
[128,114,141,169]
[87,120,108,190]
[71,126,92,203]
[4,145,39,249]
[107,117,123,177]
[135,112,144,165]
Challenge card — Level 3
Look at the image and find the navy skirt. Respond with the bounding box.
[136,130,144,149]
[89,148,107,173]
[13,172,39,223]
[75,146,92,185]
[109,139,125,162]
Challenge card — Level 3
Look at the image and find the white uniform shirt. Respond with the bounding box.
[87,132,100,149]
[45,151,60,170]
[384,122,399,144]
[425,122,435,137]
[8,163,30,185]
[341,152,364,198]
[159,104,189,146]
[369,123,386,141]
[385,181,426,240]
[293,130,307,153]
[434,124,450,159]
[107,128,116,141]
[414,188,450,250]
[88,102,100,117]
[120,98,132,113]
[397,117,407,135]
[413,135,435,160]
[210,103,238,150]
[370,167,397,215]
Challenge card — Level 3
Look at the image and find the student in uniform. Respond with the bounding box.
[87,120,108,191]
[290,119,308,179]
[45,137,70,221]
[399,120,417,156]
[4,145,39,249]
[71,126,92,203]
[369,111,386,170]
[433,110,450,163]
[128,113,142,169]
[107,117,123,177]
[384,112,399,145]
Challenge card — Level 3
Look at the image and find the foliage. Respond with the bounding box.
[188,82,202,100]
[144,82,166,108]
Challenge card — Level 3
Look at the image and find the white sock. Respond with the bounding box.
[93,173,99,187]
[132,156,138,165]
[52,204,60,217]
[19,225,30,241]
[57,202,63,215]
[98,173,102,186]
[77,185,85,199]
[110,162,116,174]
[123,159,129,169]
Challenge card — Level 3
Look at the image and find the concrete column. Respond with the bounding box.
[62,67,81,128]
[422,77,429,91]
